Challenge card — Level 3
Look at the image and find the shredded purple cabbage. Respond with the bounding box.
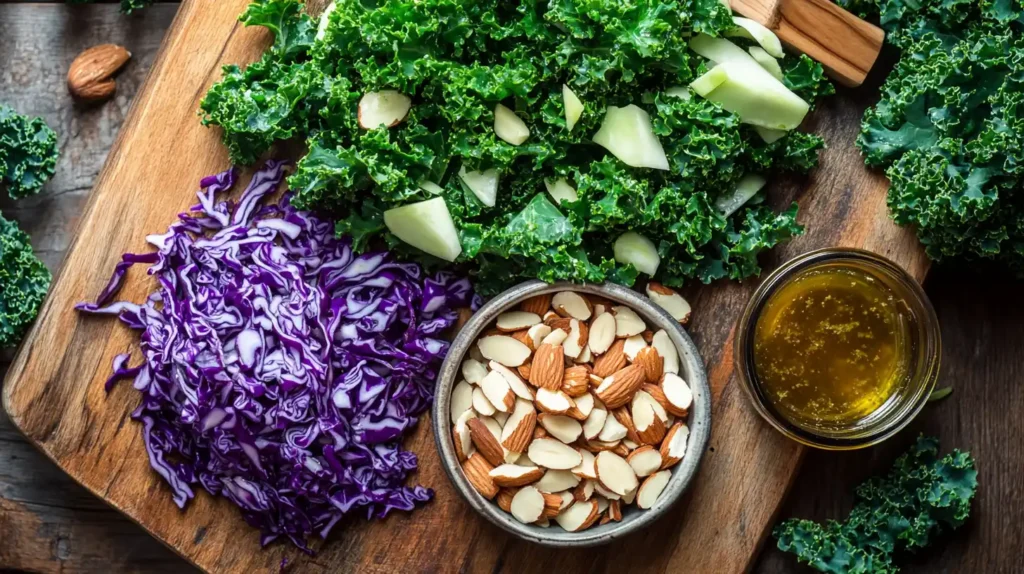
[77,161,477,551]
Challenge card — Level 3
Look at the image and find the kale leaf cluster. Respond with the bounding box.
[1,105,58,200]
[775,436,978,573]
[201,0,834,294]
[0,213,51,348]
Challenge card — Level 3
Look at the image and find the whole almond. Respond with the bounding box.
[529,343,564,390]
[520,293,552,316]
[518,363,532,380]
[592,339,627,377]
[67,44,131,102]
[635,346,664,383]
[468,417,506,467]
[562,365,591,397]
[462,453,499,499]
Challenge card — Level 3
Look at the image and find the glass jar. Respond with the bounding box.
[735,248,941,450]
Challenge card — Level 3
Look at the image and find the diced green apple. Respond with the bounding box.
[749,46,784,81]
[562,85,584,132]
[383,197,463,261]
[358,90,412,129]
[755,126,787,144]
[727,17,785,59]
[690,60,809,130]
[316,2,336,41]
[544,178,578,205]
[714,174,767,217]
[592,105,670,171]
[458,166,500,207]
[689,33,755,66]
[419,180,444,195]
[613,231,660,275]
[494,104,530,145]
[664,86,692,100]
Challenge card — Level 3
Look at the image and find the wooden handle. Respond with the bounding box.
[731,0,884,87]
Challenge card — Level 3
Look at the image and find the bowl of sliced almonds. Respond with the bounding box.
[433,280,711,546]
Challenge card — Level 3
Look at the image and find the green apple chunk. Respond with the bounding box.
[459,166,500,207]
[715,174,767,217]
[544,178,578,205]
[613,231,660,275]
[726,17,785,59]
[690,62,809,130]
[494,104,530,145]
[749,46,784,81]
[383,197,463,261]
[563,84,584,132]
[593,105,670,171]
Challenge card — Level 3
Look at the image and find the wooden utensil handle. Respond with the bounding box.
[731,0,885,87]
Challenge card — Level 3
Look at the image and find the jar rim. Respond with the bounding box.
[735,248,941,451]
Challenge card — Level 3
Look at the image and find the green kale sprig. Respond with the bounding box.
[0,213,52,349]
[839,0,1024,274]
[201,0,833,294]
[0,105,59,200]
[775,436,978,574]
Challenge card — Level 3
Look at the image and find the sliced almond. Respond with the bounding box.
[627,445,663,477]
[520,293,552,316]
[510,329,535,351]
[552,291,593,321]
[634,346,664,383]
[472,386,497,416]
[643,383,685,418]
[611,443,631,458]
[545,316,572,332]
[496,488,517,512]
[646,282,691,324]
[593,304,607,318]
[461,359,488,385]
[582,407,608,440]
[611,407,641,444]
[608,499,623,522]
[595,451,639,496]
[469,344,486,364]
[554,500,600,532]
[534,469,581,493]
[500,399,537,453]
[660,422,689,469]
[662,372,693,413]
[527,438,582,470]
[536,388,575,415]
[451,380,474,423]
[494,410,510,427]
[623,335,648,361]
[579,438,622,453]
[573,479,595,501]
[541,328,569,346]
[542,310,559,322]
[562,365,591,397]
[593,482,621,501]
[490,464,545,487]
[497,311,542,332]
[559,490,575,510]
[454,409,477,462]
[588,373,604,388]
[565,391,595,421]
[489,361,535,401]
[575,344,592,364]
[563,319,588,359]
[598,413,629,442]
[462,453,499,499]
[529,343,565,391]
[592,339,627,377]
[478,335,532,367]
[588,312,616,355]
[594,364,646,409]
[652,330,679,374]
[468,417,506,467]
[622,488,637,505]
[541,492,565,518]
[637,470,672,510]
[510,486,545,524]
[518,363,532,380]
[612,306,646,337]
[533,426,549,440]
[572,449,597,480]
[517,452,537,466]
[527,323,552,349]
[632,391,667,445]
[480,370,515,412]
[538,414,583,444]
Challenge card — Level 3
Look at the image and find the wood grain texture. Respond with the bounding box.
[0,3,925,574]
[730,0,885,86]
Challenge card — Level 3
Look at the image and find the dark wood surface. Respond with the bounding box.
[0,3,1019,574]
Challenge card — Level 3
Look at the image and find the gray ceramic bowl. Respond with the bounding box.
[432,280,711,547]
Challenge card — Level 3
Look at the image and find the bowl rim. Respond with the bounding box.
[431,280,711,547]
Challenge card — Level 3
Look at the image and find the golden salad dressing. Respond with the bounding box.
[752,264,910,431]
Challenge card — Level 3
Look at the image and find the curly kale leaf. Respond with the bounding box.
[205,0,831,294]
[0,105,59,199]
[774,436,978,574]
[0,213,51,348]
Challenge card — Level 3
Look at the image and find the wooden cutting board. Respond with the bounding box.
[1,1,927,572]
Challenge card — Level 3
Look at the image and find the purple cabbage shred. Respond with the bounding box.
[77,161,478,551]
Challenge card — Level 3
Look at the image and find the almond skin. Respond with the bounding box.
[542,492,564,518]
[594,364,646,409]
[520,293,552,316]
[67,44,131,102]
[643,383,687,418]
[463,453,499,499]
[518,363,532,380]
[608,499,623,521]
[634,346,664,383]
[502,411,537,453]
[491,465,545,487]
[611,407,642,444]
[592,339,627,377]
[468,418,505,467]
[510,329,535,351]
[544,316,572,332]
[529,343,564,390]
[562,365,591,397]
[497,488,518,512]
[636,413,666,445]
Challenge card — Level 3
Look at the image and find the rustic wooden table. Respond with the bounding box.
[1,3,1021,573]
